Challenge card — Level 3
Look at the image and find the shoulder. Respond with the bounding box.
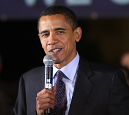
[90,61,118,74]
[79,56,120,75]
[24,66,45,75]
[21,66,45,81]
[79,56,127,85]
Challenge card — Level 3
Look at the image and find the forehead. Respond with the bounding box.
[38,14,71,31]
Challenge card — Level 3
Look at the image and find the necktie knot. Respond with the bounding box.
[56,70,65,81]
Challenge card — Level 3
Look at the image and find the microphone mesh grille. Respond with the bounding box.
[43,55,55,65]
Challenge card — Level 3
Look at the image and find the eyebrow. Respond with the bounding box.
[40,30,48,34]
[55,28,66,31]
[40,28,66,34]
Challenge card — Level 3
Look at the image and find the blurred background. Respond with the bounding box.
[1,0,129,114]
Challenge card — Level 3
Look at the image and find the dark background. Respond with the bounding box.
[1,0,129,114]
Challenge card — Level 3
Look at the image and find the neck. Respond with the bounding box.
[54,52,77,69]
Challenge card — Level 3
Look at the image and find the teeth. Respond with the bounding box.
[52,49,60,52]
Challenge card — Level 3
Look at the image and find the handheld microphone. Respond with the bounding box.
[43,55,55,114]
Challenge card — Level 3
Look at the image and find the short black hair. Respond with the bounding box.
[37,5,78,31]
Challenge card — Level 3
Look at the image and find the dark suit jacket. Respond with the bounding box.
[12,56,129,115]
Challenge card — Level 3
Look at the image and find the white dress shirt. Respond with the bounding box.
[53,52,80,115]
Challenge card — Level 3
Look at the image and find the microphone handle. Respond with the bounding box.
[44,65,53,114]
[44,108,51,115]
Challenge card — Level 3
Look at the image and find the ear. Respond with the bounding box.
[74,27,82,42]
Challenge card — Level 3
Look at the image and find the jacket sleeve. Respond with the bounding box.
[12,75,27,115]
[12,67,44,115]
[108,70,129,115]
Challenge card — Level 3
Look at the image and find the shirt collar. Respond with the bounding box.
[53,52,80,82]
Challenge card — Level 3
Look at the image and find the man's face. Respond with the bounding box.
[38,14,81,69]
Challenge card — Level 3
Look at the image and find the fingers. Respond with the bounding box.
[36,87,56,115]
[37,88,55,98]
[52,86,56,93]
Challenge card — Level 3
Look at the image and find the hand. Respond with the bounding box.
[36,86,56,115]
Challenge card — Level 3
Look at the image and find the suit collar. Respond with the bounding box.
[68,56,94,115]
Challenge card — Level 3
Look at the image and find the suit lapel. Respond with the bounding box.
[68,57,94,115]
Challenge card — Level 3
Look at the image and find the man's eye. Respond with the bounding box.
[57,31,64,34]
[41,33,49,38]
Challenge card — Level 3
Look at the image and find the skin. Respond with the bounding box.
[121,53,129,69]
[36,14,82,115]
[36,87,56,115]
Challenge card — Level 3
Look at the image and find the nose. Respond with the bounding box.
[47,33,58,45]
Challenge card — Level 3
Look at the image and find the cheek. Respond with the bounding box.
[68,39,76,52]
[64,39,74,54]
[66,36,75,47]
[40,40,47,51]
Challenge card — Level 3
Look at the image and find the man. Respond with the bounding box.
[12,5,129,115]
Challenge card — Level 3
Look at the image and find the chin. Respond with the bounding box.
[54,58,63,64]
[54,60,60,64]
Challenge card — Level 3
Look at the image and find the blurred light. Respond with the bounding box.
[0,14,7,21]
[111,0,129,5]
[24,0,37,7]
[44,0,56,6]
[90,12,98,20]
[66,0,92,6]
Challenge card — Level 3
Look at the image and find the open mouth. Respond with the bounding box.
[53,49,62,52]
[49,48,62,53]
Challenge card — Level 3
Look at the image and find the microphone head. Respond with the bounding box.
[43,55,55,65]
